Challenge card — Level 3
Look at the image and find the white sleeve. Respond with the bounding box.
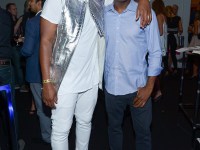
[41,0,62,24]
[104,0,113,6]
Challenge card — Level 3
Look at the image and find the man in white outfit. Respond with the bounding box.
[40,0,151,149]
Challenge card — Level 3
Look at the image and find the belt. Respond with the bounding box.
[168,32,178,35]
[0,59,11,66]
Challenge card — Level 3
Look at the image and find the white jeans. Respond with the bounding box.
[51,85,98,150]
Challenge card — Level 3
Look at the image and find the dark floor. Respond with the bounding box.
[13,73,200,149]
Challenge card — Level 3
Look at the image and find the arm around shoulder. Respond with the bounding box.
[137,0,152,27]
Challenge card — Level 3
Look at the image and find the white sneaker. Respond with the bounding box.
[18,139,25,150]
[19,85,29,93]
[15,85,20,89]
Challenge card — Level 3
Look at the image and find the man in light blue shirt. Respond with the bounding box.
[104,0,162,150]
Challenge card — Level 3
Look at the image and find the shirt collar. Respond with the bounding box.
[105,0,137,13]
[36,10,42,16]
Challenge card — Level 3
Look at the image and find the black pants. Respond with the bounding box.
[167,34,178,69]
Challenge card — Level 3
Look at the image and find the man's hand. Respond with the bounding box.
[40,18,58,108]
[136,0,152,28]
[133,76,156,107]
[133,86,152,107]
[16,36,24,43]
[42,83,57,108]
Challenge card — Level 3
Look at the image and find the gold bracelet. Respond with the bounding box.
[43,79,52,84]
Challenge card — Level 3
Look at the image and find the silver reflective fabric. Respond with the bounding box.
[50,0,104,90]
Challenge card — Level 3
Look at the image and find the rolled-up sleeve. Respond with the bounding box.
[146,11,162,76]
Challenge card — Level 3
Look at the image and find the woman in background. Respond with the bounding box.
[166,5,183,75]
[151,0,167,101]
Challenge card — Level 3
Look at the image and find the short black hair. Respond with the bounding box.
[6,3,16,11]
[35,0,46,7]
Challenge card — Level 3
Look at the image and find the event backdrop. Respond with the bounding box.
[0,0,191,46]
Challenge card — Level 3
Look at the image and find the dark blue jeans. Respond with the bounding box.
[0,62,15,105]
[105,90,152,150]
[12,46,24,86]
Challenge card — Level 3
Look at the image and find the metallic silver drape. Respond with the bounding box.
[50,0,104,91]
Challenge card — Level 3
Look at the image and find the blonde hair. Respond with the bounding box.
[165,6,174,17]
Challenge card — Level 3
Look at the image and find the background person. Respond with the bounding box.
[21,0,51,144]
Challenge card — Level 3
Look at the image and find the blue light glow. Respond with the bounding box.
[0,84,14,120]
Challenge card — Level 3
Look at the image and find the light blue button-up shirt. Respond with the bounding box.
[104,0,162,96]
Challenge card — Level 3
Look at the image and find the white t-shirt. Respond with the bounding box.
[42,0,113,24]
[41,0,107,94]
[105,0,113,6]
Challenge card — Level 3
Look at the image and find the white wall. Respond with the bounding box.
[0,0,25,16]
